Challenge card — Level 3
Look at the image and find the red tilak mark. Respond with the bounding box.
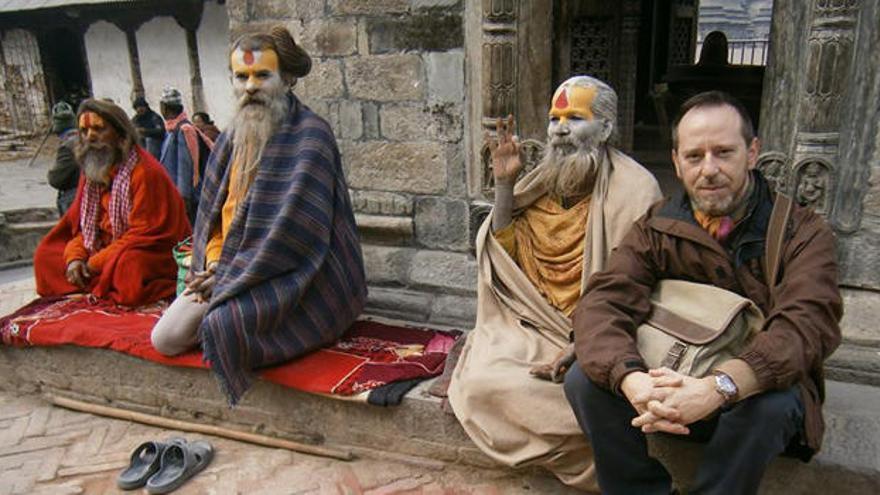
[554,88,569,109]
[243,50,255,65]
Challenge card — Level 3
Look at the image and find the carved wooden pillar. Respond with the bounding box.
[480,0,518,196]
[787,0,860,219]
[617,2,641,151]
[175,3,206,113]
[184,28,206,112]
[760,0,880,290]
[121,23,145,102]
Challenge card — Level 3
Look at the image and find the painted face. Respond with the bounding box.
[672,104,759,216]
[547,83,607,151]
[78,111,119,146]
[231,47,284,104]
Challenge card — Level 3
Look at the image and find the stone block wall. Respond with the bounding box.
[228,0,476,328]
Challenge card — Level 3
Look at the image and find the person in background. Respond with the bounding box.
[192,112,221,142]
[159,88,204,223]
[131,97,164,159]
[47,101,80,215]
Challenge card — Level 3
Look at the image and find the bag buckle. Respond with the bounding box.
[660,341,688,370]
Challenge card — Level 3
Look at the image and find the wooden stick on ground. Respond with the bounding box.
[46,394,354,461]
[27,130,52,168]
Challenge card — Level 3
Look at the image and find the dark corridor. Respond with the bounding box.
[39,27,90,108]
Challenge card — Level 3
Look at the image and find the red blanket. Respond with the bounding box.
[0,295,460,397]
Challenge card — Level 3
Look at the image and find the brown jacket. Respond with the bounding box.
[572,172,842,454]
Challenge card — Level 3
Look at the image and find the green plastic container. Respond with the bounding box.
[172,237,193,296]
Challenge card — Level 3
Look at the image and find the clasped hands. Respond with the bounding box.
[183,261,218,303]
[620,368,725,435]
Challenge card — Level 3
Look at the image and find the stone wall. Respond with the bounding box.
[228,0,477,327]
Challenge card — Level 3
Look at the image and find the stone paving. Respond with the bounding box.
[0,269,36,316]
[0,391,562,495]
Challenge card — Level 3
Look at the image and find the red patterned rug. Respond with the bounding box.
[1,295,460,401]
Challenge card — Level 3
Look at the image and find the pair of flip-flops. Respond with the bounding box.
[117,437,214,494]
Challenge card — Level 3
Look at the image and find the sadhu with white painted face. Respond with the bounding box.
[151,26,366,404]
[446,76,662,490]
[34,98,191,306]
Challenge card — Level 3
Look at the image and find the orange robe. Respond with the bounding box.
[34,147,191,306]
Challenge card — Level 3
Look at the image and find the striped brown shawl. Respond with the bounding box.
[190,95,367,403]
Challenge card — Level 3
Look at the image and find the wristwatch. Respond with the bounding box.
[713,371,739,406]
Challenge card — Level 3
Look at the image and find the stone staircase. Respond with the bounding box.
[0,207,57,267]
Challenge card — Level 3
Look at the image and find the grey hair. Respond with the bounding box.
[554,75,618,144]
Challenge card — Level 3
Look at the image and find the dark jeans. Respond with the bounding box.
[564,365,804,495]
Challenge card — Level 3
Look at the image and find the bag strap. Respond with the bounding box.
[764,192,794,289]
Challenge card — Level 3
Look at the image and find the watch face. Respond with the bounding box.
[715,373,737,397]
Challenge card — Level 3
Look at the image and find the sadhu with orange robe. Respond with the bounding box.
[34,98,191,306]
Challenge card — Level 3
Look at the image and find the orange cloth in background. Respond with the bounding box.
[205,153,246,264]
[34,147,191,306]
[493,194,590,316]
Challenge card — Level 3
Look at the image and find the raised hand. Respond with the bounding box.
[488,115,522,185]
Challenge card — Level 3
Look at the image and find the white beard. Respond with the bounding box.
[227,84,288,193]
[536,141,603,201]
[77,143,119,187]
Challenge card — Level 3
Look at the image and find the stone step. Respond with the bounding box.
[0,219,56,265]
[827,341,880,387]
[6,220,57,233]
[1,207,58,224]
[1,344,878,494]
[0,207,58,265]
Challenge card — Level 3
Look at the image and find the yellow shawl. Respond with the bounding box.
[494,195,590,315]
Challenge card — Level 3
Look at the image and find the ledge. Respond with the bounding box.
[1,344,878,494]
[355,213,413,244]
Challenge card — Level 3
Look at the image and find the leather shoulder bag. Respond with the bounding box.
[636,193,793,377]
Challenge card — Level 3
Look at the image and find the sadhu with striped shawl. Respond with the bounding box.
[151,26,367,404]
[34,99,191,306]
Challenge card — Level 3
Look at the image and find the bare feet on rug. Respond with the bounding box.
[530,343,576,383]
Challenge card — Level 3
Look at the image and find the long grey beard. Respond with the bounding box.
[536,144,603,201]
[76,144,119,187]
[227,92,288,193]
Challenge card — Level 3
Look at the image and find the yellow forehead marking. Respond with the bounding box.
[79,111,106,131]
[231,48,280,74]
[549,84,597,120]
